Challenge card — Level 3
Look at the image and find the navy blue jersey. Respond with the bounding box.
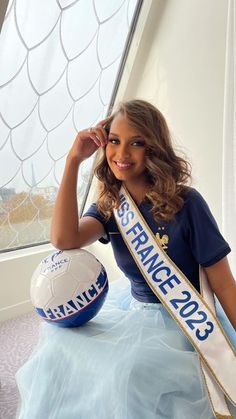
[83,188,230,303]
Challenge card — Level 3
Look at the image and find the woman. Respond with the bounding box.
[16,99,236,419]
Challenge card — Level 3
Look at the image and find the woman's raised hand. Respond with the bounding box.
[68,119,109,164]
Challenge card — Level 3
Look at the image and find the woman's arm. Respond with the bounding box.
[51,123,108,250]
[204,257,236,330]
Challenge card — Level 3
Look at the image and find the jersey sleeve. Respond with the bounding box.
[82,203,110,244]
[184,190,231,267]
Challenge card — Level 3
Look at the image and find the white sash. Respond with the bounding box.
[113,186,236,418]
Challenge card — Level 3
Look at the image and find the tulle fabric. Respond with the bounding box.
[16,278,236,419]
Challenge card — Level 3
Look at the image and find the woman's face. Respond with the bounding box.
[105,113,147,184]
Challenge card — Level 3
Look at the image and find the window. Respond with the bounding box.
[0,0,142,252]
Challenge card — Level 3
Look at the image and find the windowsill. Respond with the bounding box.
[0,242,54,262]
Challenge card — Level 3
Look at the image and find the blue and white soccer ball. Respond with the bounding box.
[30,249,108,327]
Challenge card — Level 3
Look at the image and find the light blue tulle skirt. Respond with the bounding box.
[16,278,236,419]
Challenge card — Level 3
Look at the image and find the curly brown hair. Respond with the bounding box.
[94,99,191,222]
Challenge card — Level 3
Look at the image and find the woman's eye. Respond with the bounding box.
[132,140,145,147]
[108,138,119,145]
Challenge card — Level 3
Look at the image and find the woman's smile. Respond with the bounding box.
[114,160,134,170]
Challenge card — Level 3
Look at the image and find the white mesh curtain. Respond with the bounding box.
[222,0,236,275]
[0,0,140,252]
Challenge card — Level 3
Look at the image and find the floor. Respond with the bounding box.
[0,311,41,419]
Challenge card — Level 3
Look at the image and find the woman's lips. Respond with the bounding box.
[114,161,133,169]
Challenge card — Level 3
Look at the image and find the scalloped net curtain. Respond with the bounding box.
[0,0,140,252]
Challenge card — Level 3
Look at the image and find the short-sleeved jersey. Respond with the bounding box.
[83,188,231,303]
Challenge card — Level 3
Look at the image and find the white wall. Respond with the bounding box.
[0,245,53,321]
[0,0,229,321]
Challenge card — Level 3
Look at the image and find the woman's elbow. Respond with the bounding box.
[50,234,80,250]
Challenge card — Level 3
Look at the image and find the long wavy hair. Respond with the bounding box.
[94,99,191,222]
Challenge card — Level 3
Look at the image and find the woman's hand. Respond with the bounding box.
[68,119,109,164]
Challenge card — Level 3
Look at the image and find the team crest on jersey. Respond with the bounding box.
[156,227,169,250]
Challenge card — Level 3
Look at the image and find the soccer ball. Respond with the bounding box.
[30,249,108,327]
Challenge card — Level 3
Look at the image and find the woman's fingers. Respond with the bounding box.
[76,117,110,151]
[88,131,102,147]
[86,125,108,147]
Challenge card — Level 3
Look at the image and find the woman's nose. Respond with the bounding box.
[117,144,130,159]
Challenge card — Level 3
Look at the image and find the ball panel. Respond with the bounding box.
[30,274,53,307]
[68,251,102,283]
[51,272,78,299]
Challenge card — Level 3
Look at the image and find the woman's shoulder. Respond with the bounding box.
[181,186,207,207]
[177,187,214,223]
[178,186,221,233]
